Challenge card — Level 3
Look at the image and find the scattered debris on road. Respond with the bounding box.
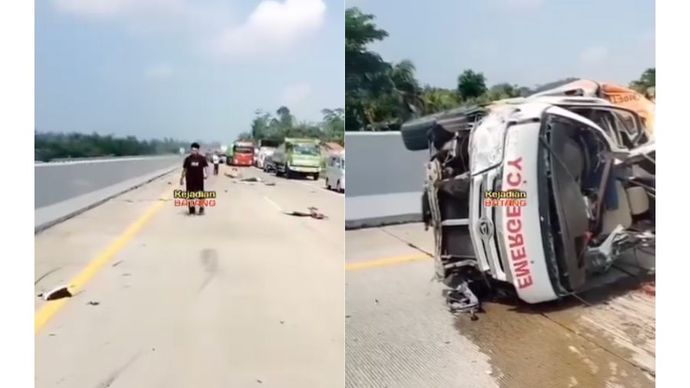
[112,260,124,267]
[257,379,263,384]
[39,285,72,301]
[264,182,276,186]
[280,320,285,325]
[241,177,262,183]
[284,207,327,219]
[225,171,242,179]
[446,282,480,320]
[87,301,100,306]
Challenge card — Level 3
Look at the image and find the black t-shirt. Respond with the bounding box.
[183,154,208,188]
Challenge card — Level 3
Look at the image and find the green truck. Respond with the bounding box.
[272,138,322,180]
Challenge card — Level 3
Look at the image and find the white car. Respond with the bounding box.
[325,152,345,193]
[256,147,275,169]
[402,92,655,313]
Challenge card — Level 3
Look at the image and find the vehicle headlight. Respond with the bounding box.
[470,115,507,175]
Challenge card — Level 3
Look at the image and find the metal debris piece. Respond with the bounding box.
[225,171,242,179]
[40,285,72,301]
[241,177,262,183]
[284,207,327,219]
[87,301,100,306]
[446,281,480,319]
[264,182,276,186]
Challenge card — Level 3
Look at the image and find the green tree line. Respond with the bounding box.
[35,104,345,161]
[345,7,655,131]
[237,106,344,145]
[35,132,188,162]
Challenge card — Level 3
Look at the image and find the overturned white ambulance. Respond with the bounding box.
[401,80,655,313]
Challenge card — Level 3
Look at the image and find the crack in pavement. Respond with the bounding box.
[35,267,62,285]
[93,351,141,388]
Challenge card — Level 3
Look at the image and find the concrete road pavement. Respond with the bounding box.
[345,223,655,388]
[35,165,344,388]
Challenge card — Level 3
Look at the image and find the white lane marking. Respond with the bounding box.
[263,196,283,212]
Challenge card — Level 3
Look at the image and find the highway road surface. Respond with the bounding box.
[35,165,344,388]
[345,223,655,388]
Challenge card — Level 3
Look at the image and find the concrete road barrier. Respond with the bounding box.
[35,155,182,232]
[345,132,428,229]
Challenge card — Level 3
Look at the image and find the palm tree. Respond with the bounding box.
[390,60,424,120]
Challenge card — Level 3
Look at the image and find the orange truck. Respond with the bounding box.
[230,141,255,166]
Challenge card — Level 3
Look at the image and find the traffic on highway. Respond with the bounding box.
[35,151,345,388]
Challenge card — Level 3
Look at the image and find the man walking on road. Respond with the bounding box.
[180,142,208,215]
[212,152,220,175]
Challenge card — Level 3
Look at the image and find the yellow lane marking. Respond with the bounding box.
[345,252,432,271]
[35,190,170,334]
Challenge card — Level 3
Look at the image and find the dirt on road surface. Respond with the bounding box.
[346,223,655,388]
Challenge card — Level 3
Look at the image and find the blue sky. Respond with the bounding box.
[347,0,655,90]
[36,0,344,142]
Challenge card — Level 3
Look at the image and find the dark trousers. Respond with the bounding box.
[186,182,204,213]
[213,163,219,175]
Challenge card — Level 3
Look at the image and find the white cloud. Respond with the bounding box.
[211,0,326,61]
[145,63,174,79]
[52,0,326,61]
[280,83,312,106]
[579,46,609,65]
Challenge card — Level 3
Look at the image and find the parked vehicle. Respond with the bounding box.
[219,145,228,164]
[272,138,322,180]
[263,154,276,173]
[401,83,655,314]
[325,152,345,192]
[256,147,276,169]
[230,141,255,166]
